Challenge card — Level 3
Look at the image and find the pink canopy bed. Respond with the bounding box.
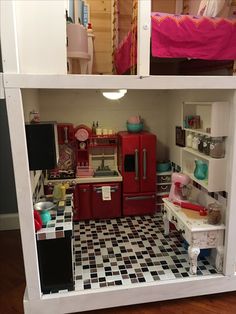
[113,12,236,75]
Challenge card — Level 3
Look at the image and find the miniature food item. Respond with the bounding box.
[208,202,222,225]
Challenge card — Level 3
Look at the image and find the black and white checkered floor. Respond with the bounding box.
[73,214,218,291]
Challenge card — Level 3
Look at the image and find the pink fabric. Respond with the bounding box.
[152,12,236,60]
[114,29,137,74]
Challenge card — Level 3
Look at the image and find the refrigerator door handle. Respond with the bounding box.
[135,149,139,180]
[125,195,155,201]
[143,148,147,180]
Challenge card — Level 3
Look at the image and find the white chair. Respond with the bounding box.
[67,23,92,74]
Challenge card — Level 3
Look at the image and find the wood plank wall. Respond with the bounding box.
[87,0,178,74]
[151,0,177,13]
[118,0,133,45]
[117,0,177,45]
[86,0,112,74]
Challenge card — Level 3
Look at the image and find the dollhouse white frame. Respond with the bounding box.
[1,1,236,313]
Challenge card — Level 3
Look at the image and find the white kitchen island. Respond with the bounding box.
[163,198,225,275]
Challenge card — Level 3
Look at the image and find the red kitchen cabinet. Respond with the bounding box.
[118,131,156,216]
[91,183,121,219]
[73,184,92,221]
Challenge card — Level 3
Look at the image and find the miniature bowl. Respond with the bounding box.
[157,161,171,172]
[34,201,55,212]
[126,122,143,133]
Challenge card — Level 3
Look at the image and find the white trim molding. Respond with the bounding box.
[3,74,236,90]
[137,0,151,76]
[5,88,41,300]
[24,274,236,314]
[0,0,20,73]
[0,74,5,99]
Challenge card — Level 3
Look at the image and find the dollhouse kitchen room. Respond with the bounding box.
[23,87,233,295]
[2,0,236,313]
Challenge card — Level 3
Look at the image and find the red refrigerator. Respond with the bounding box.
[118,131,156,216]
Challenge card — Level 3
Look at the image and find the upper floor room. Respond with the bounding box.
[1,0,236,78]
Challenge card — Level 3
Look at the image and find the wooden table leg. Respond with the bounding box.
[215,245,224,272]
[188,246,200,275]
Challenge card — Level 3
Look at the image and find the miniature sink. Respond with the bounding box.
[93,170,119,177]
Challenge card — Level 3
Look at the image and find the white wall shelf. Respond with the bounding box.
[182,101,230,137]
[3,74,236,90]
[183,128,211,136]
[182,143,227,192]
[156,191,170,196]
[182,147,225,162]
[181,101,229,192]
[156,171,172,175]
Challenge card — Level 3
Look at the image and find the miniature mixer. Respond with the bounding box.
[169,172,207,216]
[169,172,191,203]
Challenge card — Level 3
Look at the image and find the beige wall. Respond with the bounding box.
[22,89,40,123]
[22,89,234,165]
[38,89,170,161]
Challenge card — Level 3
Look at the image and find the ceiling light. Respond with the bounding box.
[102,89,127,100]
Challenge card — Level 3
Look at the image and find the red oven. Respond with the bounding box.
[92,183,121,219]
[118,131,156,216]
[73,183,121,220]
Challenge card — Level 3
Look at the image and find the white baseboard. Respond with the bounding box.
[0,213,20,230]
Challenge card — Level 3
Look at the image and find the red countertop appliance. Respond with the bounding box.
[118,131,156,216]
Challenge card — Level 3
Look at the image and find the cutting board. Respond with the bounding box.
[181,208,207,220]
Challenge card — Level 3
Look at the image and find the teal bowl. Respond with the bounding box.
[127,122,143,133]
[40,210,51,225]
[157,161,171,172]
[34,201,55,225]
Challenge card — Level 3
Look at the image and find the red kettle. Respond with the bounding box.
[34,210,42,231]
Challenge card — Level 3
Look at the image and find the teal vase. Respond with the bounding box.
[194,160,208,180]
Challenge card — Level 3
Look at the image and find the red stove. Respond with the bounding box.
[118,131,156,216]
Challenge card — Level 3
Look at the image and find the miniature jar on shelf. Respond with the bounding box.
[210,137,225,158]
[192,134,199,150]
[202,136,211,155]
[186,133,193,148]
[198,135,205,153]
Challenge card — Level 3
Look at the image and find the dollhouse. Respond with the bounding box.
[1,1,236,314]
